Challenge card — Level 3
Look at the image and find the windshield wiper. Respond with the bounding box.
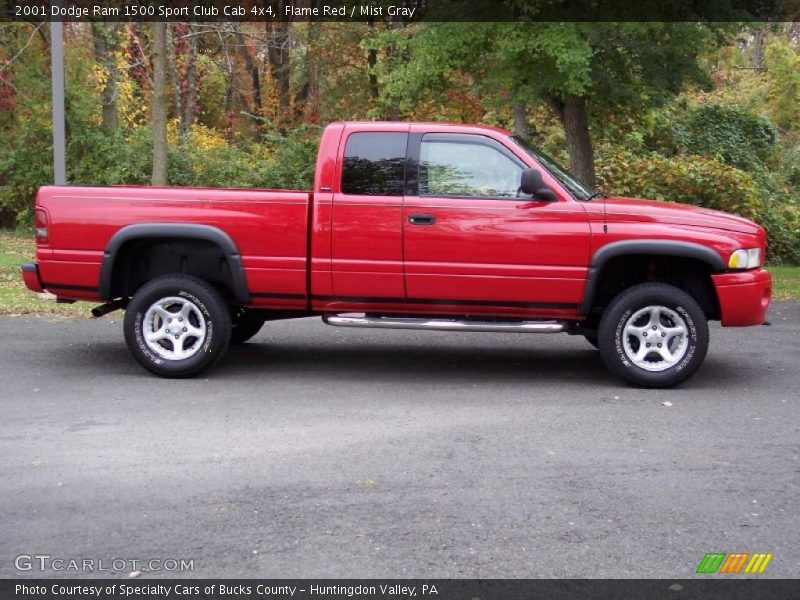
[585,191,608,201]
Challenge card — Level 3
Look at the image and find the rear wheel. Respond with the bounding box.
[231,310,266,344]
[124,274,232,377]
[598,283,709,388]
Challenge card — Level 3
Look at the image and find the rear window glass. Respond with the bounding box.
[341,132,408,196]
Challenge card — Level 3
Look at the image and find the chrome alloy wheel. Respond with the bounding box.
[143,296,207,361]
[621,305,689,372]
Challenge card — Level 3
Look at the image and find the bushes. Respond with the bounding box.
[0,116,53,226]
[644,103,777,169]
[597,100,799,264]
[596,149,762,219]
[0,123,321,227]
[66,123,321,190]
[597,148,799,263]
[679,104,776,171]
[759,203,800,265]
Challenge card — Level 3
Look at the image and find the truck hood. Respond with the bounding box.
[599,196,761,235]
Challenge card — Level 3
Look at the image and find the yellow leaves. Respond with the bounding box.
[167,122,228,150]
[90,63,109,91]
[116,78,143,128]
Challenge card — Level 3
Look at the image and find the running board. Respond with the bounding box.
[323,313,567,333]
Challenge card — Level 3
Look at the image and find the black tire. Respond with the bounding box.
[231,310,266,344]
[124,274,232,378]
[598,283,709,388]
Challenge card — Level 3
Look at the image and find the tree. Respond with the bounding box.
[170,23,199,137]
[266,19,292,125]
[391,20,723,189]
[91,23,121,134]
[151,22,168,185]
[363,19,411,120]
[236,26,262,124]
[764,35,800,132]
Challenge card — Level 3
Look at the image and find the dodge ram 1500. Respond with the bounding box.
[22,121,772,387]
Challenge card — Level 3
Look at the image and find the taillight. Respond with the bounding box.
[35,208,48,243]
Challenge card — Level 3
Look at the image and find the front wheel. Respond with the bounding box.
[598,283,709,388]
[124,274,232,378]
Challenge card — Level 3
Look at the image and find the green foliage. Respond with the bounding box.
[597,149,761,218]
[390,21,720,118]
[195,55,228,128]
[764,37,800,131]
[679,104,776,170]
[67,128,153,184]
[256,125,321,189]
[1,119,320,227]
[0,117,53,226]
[596,147,799,263]
[758,202,800,265]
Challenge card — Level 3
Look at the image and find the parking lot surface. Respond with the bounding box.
[1,303,798,578]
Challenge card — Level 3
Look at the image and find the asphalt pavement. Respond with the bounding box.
[0,303,798,578]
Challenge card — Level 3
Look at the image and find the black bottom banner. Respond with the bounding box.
[1,579,797,600]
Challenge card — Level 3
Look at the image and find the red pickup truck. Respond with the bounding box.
[22,121,772,387]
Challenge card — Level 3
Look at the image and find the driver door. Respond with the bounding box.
[402,131,591,311]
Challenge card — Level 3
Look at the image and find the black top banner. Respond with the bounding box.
[1,579,799,600]
[1,0,799,22]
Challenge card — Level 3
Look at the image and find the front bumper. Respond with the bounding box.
[21,262,44,293]
[712,268,772,327]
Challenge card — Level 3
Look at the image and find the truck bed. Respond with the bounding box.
[35,185,311,308]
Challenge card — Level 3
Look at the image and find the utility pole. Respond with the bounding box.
[151,22,168,185]
[51,20,66,185]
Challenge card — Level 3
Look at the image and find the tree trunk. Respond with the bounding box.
[293,81,310,121]
[91,23,119,134]
[237,30,262,122]
[383,19,405,120]
[294,1,320,122]
[167,26,182,123]
[367,49,379,100]
[181,26,198,135]
[513,102,530,138]
[170,24,198,137]
[151,23,168,186]
[267,20,291,125]
[752,25,766,70]
[366,21,379,101]
[547,94,595,190]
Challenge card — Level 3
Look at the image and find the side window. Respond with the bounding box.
[419,134,524,198]
[341,132,408,196]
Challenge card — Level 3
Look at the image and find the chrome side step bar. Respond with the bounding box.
[323,313,567,333]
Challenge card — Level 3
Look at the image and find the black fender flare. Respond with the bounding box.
[98,223,251,303]
[578,240,725,315]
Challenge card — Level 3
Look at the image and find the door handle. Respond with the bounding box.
[409,213,436,226]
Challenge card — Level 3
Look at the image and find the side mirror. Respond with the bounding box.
[520,169,558,202]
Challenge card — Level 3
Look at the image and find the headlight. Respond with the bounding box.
[728,248,761,269]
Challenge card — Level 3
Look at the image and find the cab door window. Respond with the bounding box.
[419,134,524,199]
[341,132,407,196]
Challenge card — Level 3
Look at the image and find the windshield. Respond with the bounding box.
[510,135,593,201]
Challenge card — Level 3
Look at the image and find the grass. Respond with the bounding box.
[1,228,798,317]
[0,229,87,317]
[770,265,800,301]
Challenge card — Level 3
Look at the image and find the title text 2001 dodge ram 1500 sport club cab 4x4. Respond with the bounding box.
[22,122,772,387]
